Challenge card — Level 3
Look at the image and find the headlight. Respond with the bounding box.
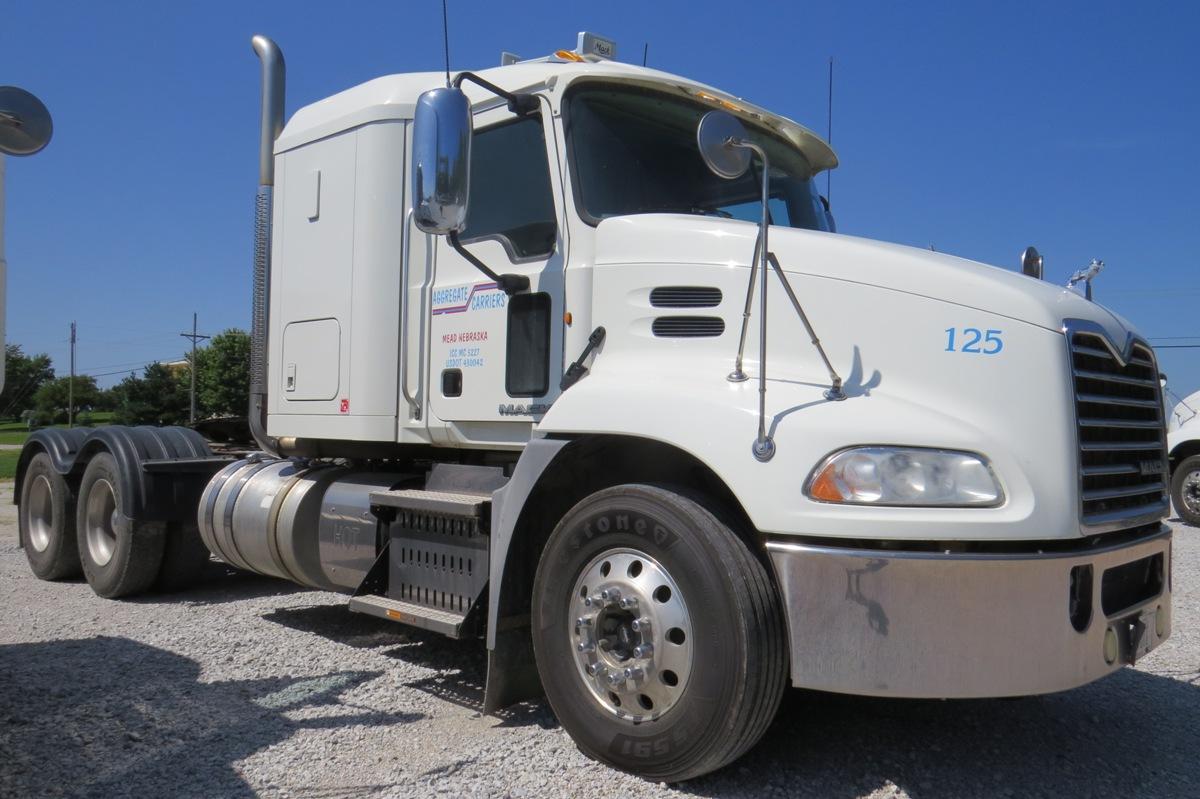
[805,447,1003,507]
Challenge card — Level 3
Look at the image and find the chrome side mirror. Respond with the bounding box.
[412,87,471,234]
[0,86,54,156]
[1020,246,1043,280]
[697,110,751,179]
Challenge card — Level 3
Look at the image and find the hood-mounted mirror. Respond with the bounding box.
[697,110,751,179]
[0,86,53,156]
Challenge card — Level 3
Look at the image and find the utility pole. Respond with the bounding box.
[68,321,76,428]
[180,312,210,425]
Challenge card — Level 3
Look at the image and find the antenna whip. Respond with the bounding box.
[441,0,451,87]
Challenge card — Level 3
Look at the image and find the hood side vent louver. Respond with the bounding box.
[650,286,722,308]
[652,317,725,338]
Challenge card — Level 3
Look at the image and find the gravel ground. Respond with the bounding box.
[1,479,1197,799]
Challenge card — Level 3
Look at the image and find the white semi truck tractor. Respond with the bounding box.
[14,34,1174,781]
[1168,388,1200,526]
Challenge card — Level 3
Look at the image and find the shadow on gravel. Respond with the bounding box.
[676,667,1200,799]
[264,604,557,729]
[134,560,309,606]
[0,636,425,798]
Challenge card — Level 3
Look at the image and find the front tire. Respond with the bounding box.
[19,452,82,580]
[76,453,166,598]
[532,484,786,782]
[1172,454,1200,527]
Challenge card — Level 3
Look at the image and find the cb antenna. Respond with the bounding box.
[441,0,451,87]
[826,57,834,202]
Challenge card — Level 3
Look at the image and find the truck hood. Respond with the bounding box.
[594,214,1141,346]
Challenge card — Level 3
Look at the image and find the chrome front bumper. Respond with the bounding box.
[766,527,1171,698]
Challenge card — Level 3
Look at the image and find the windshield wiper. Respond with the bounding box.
[655,205,734,219]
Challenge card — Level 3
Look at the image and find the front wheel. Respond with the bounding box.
[1172,454,1200,527]
[532,485,786,782]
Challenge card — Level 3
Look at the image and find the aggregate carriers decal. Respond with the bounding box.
[434,282,506,371]
[432,282,506,315]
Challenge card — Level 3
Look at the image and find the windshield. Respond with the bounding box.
[565,84,832,232]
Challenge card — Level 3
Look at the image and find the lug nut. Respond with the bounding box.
[577,641,595,653]
[587,663,604,676]
[619,596,639,610]
[584,595,602,608]
[631,617,651,632]
[608,671,626,687]
[633,644,654,659]
[576,616,592,627]
[600,588,621,604]
[624,666,645,681]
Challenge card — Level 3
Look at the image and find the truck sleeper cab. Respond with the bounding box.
[13,33,1171,783]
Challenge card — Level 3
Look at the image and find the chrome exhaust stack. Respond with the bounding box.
[249,35,284,456]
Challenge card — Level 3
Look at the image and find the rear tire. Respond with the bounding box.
[532,484,786,783]
[155,521,212,592]
[1172,454,1200,527]
[19,452,82,580]
[76,453,166,598]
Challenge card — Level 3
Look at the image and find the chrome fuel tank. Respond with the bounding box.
[198,458,408,592]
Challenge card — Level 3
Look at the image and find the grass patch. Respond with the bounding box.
[0,450,20,479]
[0,414,115,447]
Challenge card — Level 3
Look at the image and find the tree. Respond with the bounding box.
[32,375,100,425]
[1,344,55,420]
[194,329,250,418]
[112,363,191,426]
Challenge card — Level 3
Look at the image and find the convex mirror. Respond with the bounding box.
[0,86,53,156]
[697,110,751,180]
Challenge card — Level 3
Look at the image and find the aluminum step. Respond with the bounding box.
[347,594,469,638]
[370,488,489,519]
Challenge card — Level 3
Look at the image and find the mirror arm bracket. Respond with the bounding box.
[447,231,530,295]
[452,71,539,116]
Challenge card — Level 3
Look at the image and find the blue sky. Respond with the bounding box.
[3,1,1198,398]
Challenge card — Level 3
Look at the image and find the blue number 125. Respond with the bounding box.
[945,327,1003,355]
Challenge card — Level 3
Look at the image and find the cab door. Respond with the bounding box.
[427,105,565,437]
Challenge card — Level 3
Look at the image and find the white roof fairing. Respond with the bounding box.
[273,60,839,173]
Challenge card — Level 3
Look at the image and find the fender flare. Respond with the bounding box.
[16,425,213,521]
[14,427,91,502]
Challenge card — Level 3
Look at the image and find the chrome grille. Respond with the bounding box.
[1068,326,1168,531]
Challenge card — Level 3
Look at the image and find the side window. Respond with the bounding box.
[460,115,557,260]
[506,292,551,397]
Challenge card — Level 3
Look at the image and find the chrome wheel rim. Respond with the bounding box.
[85,478,119,567]
[26,475,54,553]
[1183,469,1200,515]
[569,548,693,722]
